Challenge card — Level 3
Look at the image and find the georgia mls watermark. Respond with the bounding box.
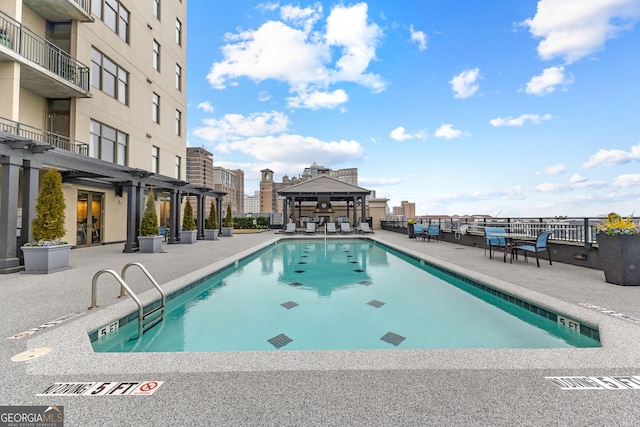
[0,406,64,427]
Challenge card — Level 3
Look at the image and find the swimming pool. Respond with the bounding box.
[92,239,600,352]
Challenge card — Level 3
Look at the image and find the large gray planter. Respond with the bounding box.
[21,244,72,274]
[221,227,233,237]
[204,229,219,240]
[138,235,163,253]
[597,233,640,286]
[180,230,198,244]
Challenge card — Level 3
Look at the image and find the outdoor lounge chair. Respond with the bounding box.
[340,223,353,234]
[326,223,338,234]
[511,230,553,267]
[413,223,424,239]
[284,223,296,234]
[484,227,507,259]
[425,224,441,242]
[305,222,316,234]
[359,223,374,234]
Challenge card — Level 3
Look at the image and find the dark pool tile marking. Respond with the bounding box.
[367,300,385,308]
[281,301,299,309]
[268,334,292,349]
[298,261,307,264]
[381,332,405,347]
[289,281,303,287]
[353,269,364,273]
[294,270,305,273]
[360,280,373,286]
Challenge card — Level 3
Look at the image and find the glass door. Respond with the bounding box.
[77,192,103,246]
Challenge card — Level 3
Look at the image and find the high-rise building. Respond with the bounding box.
[212,166,244,215]
[0,1,221,272]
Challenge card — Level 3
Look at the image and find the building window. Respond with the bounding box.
[152,146,159,173]
[89,119,128,165]
[152,92,160,123]
[175,110,181,136]
[153,0,160,19]
[93,0,129,43]
[153,40,160,71]
[175,156,181,179]
[175,64,182,91]
[91,47,128,104]
[176,19,182,46]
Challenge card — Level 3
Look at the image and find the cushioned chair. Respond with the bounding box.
[284,223,296,234]
[359,223,374,234]
[425,225,441,242]
[159,226,167,242]
[511,230,553,268]
[484,227,506,259]
[413,223,424,240]
[340,223,353,234]
[326,223,338,234]
[305,222,316,234]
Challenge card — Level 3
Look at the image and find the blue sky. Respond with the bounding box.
[186,0,640,217]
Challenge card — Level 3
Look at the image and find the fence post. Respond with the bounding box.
[584,218,592,249]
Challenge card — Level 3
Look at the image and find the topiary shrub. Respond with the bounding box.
[32,168,66,243]
[140,188,159,236]
[182,198,197,231]
[205,202,218,230]
[223,204,233,227]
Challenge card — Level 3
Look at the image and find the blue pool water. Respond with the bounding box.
[92,240,600,352]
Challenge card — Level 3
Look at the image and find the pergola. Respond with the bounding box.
[278,176,371,227]
[0,132,225,273]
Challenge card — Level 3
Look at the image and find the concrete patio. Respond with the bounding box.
[2,230,640,426]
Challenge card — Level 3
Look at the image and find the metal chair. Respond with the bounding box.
[425,225,441,242]
[484,227,506,259]
[511,230,553,267]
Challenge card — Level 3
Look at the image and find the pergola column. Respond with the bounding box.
[20,159,41,248]
[123,181,141,253]
[360,197,367,226]
[216,197,222,233]
[168,189,180,243]
[352,196,357,226]
[0,155,22,273]
[196,194,205,239]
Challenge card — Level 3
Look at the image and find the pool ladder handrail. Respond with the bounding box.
[90,262,165,340]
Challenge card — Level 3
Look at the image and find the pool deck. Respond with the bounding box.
[2,230,640,426]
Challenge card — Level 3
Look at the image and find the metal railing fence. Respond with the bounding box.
[0,116,89,156]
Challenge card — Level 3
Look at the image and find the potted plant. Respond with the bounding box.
[204,202,219,240]
[138,188,163,253]
[221,204,233,237]
[596,212,640,286]
[180,198,198,244]
[21,168,72,273]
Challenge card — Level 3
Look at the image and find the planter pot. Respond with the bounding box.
[204,229,219,240]
[221,227,233,237]
[138,235,163,253]
[180,230,198,244]
[597,234,640,286]
[21,244,72,274]
[407,223,415,239]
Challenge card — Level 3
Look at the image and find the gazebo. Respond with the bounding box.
[278,176,371,228]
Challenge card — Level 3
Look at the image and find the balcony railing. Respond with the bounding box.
[0,116,89,156]
[381,217,640,247]
[0,11,90,92]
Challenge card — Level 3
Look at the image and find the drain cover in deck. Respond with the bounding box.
[281,301,299,309]
[268,334,292,349]
[367,300,385,308]
[381,332,405,346]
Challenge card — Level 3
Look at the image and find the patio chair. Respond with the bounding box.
[326,223,338,234]
[340,223,353,234]
[425,224,441,242]
[159,226,167,242]
[284,223,296,234]
[359,222,374,234]
[413,223,424,240]
[511,230,553,268]
[305,222,317,234]
[484,227,506,259]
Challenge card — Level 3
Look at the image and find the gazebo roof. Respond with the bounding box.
[278,176,370,199]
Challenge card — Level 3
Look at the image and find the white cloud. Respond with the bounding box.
[193,111,290,142]
[537,164,566,175]
[409,25,427,51]
[522,0,640,63]
[525,66,573,96]
[197,102,215,113]
[582,143,640,168]
[449,68,480,99]
[258,91,271,102]
[613,173,640,188]
[490,113,552,127]
[569,174,587,183]
[206,3,385,109]
[390,126,425,141]
[287,89,348,110]
[434,124,463,139]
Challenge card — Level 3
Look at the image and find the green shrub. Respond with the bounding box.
[182,199,197,231]
[205,202,218,230]
[139,188,159,236]
[32,168,66,241]
[223,204,233,227]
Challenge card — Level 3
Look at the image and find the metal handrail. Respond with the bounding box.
[0,11,90,91]
[119,262,166,309]
[0,116,89,155]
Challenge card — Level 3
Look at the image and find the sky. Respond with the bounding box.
[185,0,640,218]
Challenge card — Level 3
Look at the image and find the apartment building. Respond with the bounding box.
[0,1,223,273]
[212,166,244,215]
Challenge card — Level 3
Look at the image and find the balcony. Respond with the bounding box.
[0,116,89,156]
[0,11,91,98]
[23,0,93,22]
